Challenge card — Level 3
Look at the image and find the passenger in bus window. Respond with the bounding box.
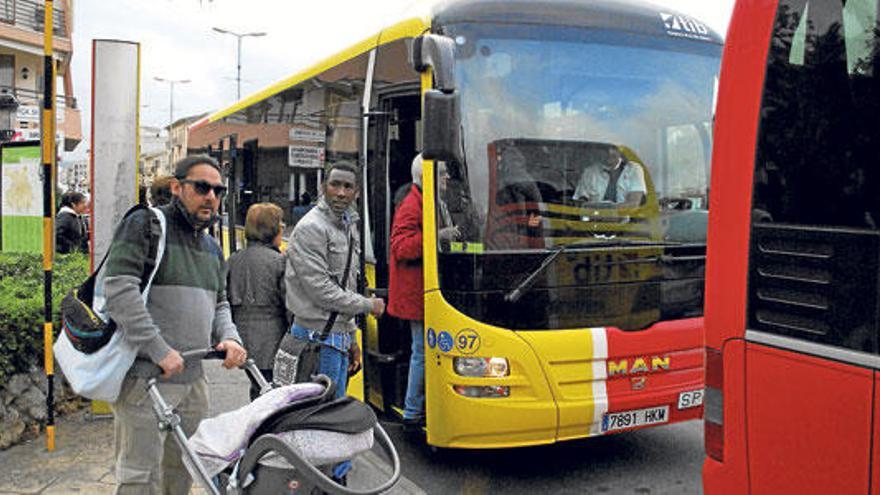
[488,147,543,249]
[573,146,646,208]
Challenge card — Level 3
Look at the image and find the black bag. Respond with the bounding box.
[60,205,162,354]
[273,229,355,385]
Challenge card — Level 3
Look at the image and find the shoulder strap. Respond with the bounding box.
[89,205,166,319]
[141,207,167,301]
[319,228,356,340]
[88,204,150,278]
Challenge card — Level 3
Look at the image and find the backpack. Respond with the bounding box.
[60,204,165,354]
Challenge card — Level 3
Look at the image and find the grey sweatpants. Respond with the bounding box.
[111,375,209,495]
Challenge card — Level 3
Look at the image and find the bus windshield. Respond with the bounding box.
[436,22,721,331]
[440,22,721,252]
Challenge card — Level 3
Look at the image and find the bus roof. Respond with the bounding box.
[433,0,722,42]
[198,0,722,128]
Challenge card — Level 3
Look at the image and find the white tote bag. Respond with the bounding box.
[54,207,166,402]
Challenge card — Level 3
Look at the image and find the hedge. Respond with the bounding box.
[0,252,88,383]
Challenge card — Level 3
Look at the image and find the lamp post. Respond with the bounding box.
[153,76,190,126]
[153,77,190,166]
[212,27,266,100]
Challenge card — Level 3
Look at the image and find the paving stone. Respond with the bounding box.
[43,480,116,494]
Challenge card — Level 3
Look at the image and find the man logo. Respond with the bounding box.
[608,356,671,377]
[660,13,711,41]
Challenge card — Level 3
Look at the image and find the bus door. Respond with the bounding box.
[363,36,423,414]
[738,0,880,492]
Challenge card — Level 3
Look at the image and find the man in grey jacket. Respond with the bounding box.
[285,161,384,402]
[104,155,247,494]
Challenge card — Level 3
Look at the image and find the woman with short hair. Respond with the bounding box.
[228,202,288,398]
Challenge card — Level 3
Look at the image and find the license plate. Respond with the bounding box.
[602,406,669,432]
[677,389,704,410]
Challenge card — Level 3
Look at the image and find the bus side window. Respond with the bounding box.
[754,0,880,230]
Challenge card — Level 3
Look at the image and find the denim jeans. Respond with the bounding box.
[290,324,352,478]
[404,320,425,420]
[290,325,351,398]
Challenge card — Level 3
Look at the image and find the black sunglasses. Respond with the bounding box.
[180,179,227,197]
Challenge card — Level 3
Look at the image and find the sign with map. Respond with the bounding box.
[0,142,42,253]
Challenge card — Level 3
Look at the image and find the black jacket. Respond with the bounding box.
[56,208,87,254]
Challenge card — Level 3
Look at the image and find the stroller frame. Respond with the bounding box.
[145,348,401,495]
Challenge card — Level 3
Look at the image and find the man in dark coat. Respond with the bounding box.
[56,191,89,254]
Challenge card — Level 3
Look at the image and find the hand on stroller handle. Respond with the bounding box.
[146,347,267,391]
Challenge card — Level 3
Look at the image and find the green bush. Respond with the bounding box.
[0,252,88,382]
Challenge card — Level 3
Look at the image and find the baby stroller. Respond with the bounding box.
[145,348,401,495]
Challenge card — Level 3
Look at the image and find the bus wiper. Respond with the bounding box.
[503,245,567,304]
[502,239,683,304]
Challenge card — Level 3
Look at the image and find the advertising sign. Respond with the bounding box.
[0,142,42,253]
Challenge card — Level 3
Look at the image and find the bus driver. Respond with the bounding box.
[573,146,647,208]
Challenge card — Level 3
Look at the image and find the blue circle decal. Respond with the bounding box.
[437,331,454,353]
[426,328,437,349]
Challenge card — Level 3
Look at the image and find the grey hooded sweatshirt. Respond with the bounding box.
[284,197,372,334]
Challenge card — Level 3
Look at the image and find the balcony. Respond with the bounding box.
[0,0,70,56]
[0,83,76,109]
[0,84,82,150]
[0,0,66,36]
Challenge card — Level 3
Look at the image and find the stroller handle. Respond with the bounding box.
[237,422,401,495]
[145,348,266,385]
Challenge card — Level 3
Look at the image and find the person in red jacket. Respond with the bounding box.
[388,154,458,426]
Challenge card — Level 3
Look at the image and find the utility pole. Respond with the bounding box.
[212,27,266,100]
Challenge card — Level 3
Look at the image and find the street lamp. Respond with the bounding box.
[212,27,266,100]
[153,76,190,126]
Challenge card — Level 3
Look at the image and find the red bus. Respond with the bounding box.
[703,0,880,492]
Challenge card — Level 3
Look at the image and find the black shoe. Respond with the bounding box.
[402,416,425,433]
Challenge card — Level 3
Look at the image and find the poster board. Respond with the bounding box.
[90,40,140,265]
[0,141,43,253]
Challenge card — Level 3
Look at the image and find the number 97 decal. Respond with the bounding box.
[455,329,481,354]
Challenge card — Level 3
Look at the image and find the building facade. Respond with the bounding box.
[168,113,206,166]
[0,0,81,151]
[59,157,87,192]
[139,125,168,185]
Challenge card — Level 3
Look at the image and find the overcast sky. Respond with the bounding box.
[69,0,735,158]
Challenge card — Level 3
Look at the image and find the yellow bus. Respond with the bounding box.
[190,0,722,449]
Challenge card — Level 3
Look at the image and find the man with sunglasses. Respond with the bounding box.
[103,155,246,494]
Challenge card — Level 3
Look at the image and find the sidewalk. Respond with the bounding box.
[0,362,422,494]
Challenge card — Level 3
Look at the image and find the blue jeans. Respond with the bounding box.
[404,320,425,420]
[290,324,352,478]
[290,325,351,399]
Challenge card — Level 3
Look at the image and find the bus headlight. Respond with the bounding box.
[453,357,510,377]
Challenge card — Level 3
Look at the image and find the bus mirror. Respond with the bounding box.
[422,89,462,164]
[411,34,456,92]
